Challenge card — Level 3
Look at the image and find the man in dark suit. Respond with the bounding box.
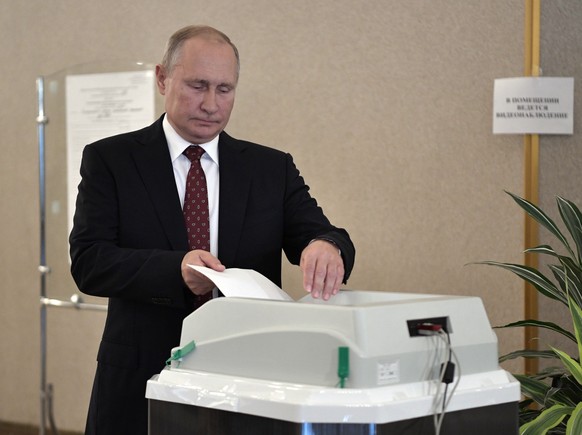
[69,25,355,435]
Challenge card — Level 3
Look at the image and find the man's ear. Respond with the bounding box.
[155,64,167,95]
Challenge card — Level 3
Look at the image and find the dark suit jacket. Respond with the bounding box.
[69,115,355,435]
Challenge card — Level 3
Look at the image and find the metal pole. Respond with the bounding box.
[35,74,108,435]
[36,76,49,435]
[41,295,108,312]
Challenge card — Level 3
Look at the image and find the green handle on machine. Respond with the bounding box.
[338,346,349,388]
[166,340,196,366]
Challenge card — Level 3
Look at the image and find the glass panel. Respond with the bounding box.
[39,61,165,303]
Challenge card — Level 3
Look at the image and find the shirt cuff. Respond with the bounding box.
[309,238,342,256]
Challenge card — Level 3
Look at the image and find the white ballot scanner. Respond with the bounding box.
[146,290,520,434]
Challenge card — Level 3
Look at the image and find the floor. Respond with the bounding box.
[0,422,81,435]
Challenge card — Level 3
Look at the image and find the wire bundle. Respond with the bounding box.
[417,324,461,435]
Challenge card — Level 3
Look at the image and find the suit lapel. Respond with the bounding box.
[131,117,189,251]
[128,122,252,259]
[217,132,251,266]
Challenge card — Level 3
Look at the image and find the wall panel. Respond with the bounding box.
[0,1,526,430]
[537,0,582,368]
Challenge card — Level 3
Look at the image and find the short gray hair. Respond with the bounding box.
[161,25,240,79]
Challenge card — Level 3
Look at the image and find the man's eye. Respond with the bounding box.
[187,82,205,90]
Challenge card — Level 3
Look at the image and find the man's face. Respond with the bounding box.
[156,37,238,144]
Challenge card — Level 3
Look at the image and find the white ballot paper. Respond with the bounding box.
[188,265,293,301]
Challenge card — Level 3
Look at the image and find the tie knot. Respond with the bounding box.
[183,145,205,162]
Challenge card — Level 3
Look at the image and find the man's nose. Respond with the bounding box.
[200,91,218,114]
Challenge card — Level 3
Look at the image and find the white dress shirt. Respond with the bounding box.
[162,116,220,257]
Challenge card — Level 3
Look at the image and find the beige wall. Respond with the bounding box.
[537,1,582,366]
[0,0,549,431]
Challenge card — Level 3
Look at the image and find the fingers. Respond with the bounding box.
[181,250,225,295]
[182,244,345,300]
[301,240,345,300]
[184,250,225,271]
[305,264,342,300]
[200,253,226,271]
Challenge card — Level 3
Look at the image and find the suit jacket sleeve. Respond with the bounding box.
[217,135,355,285]
[281,153,355,282]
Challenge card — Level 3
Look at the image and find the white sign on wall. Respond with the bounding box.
[493,77,574,135]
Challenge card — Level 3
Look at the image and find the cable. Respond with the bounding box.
[433,330,451,434]
[432,330,449,435]
[434,329,461,435]
[416,323,448,434]
[439,330,461,408]
[415,323,462,435]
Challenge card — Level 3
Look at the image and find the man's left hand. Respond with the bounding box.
[300,240,344,300]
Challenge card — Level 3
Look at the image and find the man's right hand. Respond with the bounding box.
[181,250,225,295]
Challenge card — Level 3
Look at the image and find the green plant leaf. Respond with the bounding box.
[567,298,582,363]
[515,374,553,406]
[520,407,541,427]
[557,196,582,263]
[552,347,582,386]
[516,373,581,416]
[532,366,569,381]
[566,402,582,435]
[526,249,582,307]
[546,385,579,408]
[475,261,566,304]
[483,194,582,434]
[520,403,573,434]
[496,319,576,343]
[525,245,561,258]
[500,349,558,363]
[550,262,582,309]
[521,244,582,308]
[506,191,575,258]
[515,373,578,409]
[548,374,582,408]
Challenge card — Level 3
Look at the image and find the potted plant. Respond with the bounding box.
[476,191,582,434]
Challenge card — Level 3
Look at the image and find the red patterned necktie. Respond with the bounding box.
[183,145,210,251]
[183,145,212,308]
